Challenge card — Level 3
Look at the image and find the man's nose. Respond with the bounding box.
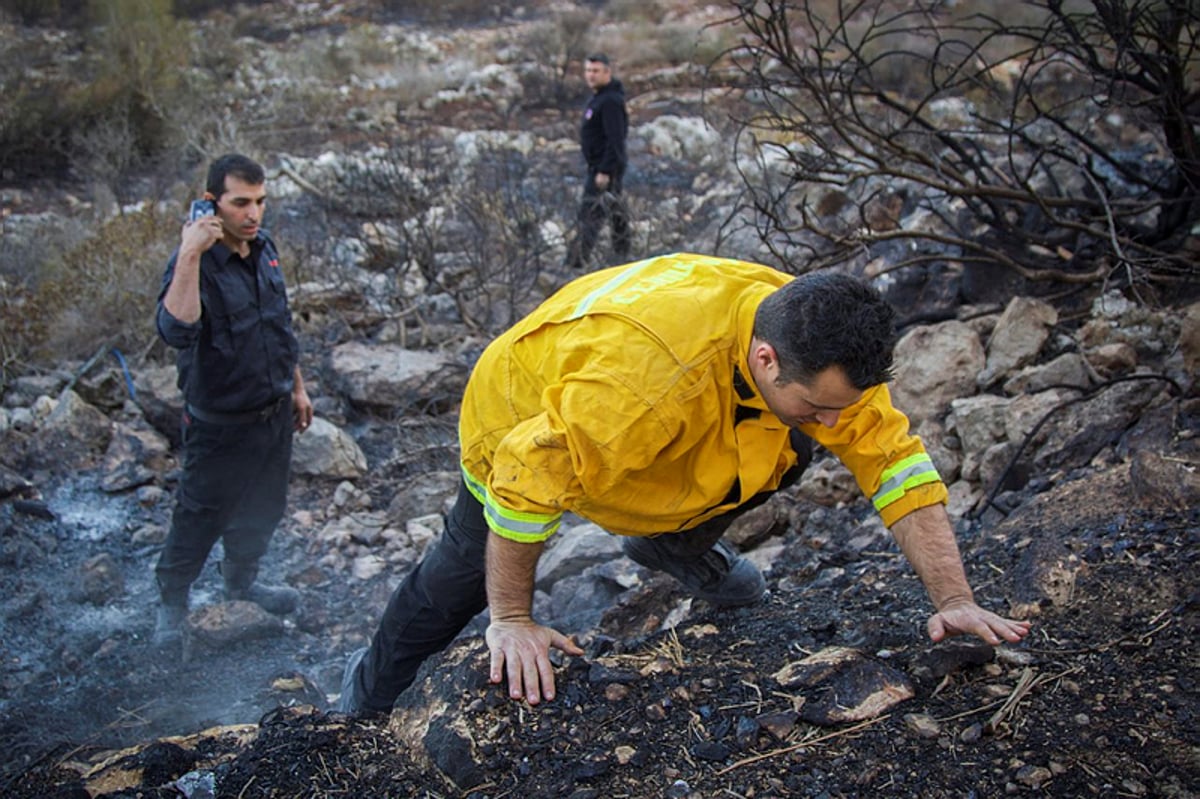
[815,410,840,428]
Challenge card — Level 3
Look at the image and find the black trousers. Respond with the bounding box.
[154,399,293,602]
[570,167,631,270]
[352,433,813,712]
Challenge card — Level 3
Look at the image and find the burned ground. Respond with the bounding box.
[3,458,1196,798]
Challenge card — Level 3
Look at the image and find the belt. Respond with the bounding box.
[186,396,287,425]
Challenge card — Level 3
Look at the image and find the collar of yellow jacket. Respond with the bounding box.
[732,283,773,415]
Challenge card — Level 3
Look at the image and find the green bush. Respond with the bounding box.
[83,0,186,150]
[606,0,666,25]
[0,33,83,179]
[519,8,595,110]
[0,0,191,185]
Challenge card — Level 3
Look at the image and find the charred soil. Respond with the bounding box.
[3,463,1197,798]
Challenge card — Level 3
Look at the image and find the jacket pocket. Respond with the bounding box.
[210,297,255,355]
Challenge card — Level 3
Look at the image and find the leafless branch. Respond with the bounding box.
[720,0,1200,290]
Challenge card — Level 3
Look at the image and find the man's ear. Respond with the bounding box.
[749,339,780,382]
[750,339,778,370]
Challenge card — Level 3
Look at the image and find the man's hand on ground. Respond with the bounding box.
[486,619,583,705]
[927,600,1032,646]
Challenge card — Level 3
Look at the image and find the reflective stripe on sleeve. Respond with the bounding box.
[462,466,489,504]
[462,466,561,543]
[871,453,943,512]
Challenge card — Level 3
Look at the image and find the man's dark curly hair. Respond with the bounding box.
[753,271,897,390]
[206,153,265,199]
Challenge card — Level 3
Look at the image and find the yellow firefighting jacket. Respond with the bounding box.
[459,253,947,543]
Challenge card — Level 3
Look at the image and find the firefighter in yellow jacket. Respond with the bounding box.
[337,253,1031,715]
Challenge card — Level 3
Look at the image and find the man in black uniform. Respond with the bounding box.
[153,153,314,647]
[567,53,631,271]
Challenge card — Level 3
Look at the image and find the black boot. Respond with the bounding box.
[153,594,189,647]
[221,560,299,615]
[623,537,765,606]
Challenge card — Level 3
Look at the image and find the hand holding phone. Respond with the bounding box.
[182,199,221,256]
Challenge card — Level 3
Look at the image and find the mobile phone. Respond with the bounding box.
[189,199,216,221]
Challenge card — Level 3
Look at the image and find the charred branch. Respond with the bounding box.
[721,0,1200,290]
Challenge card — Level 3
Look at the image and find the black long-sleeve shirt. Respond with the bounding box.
[580,78,628,177]
[156,233,299,413]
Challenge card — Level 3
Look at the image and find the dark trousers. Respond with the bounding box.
[155,400,293,603]
[352,432,814,712]
[354,480,491,712]
[569,168,631,270]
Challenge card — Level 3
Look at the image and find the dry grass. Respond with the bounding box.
[16,207,177,367]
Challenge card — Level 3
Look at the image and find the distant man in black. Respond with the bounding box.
[153,153,314,647]
[568,53,632,270]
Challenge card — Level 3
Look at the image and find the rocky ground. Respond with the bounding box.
[2,454,1196,798]
[2,1,1199,797]
[1,296,1197,799]
[1,279,1195,799]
